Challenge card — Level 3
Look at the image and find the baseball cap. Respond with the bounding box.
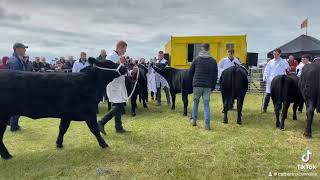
[13,42,28,50]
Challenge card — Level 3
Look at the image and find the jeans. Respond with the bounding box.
[156,86,171,105]
[263,93,271,110]
[10,115,20,131]
[99,103,124,131]
[192,87,211,126]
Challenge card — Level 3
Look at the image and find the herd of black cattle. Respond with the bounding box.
[0,57,319,160]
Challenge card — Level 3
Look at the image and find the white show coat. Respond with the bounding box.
[296,62,310,77]
[217,57,240,79]
[106,51,128,103]
[147,65,157,93]
[155,58,169,89]
[72,59,89,72]
[263,58,289,93]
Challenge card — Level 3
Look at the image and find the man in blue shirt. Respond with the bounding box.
[7,42,29,132]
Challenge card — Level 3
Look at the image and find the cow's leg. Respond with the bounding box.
[292,101,298,120]
[143,98,148,108]
[171,92,176,110]
[222,94,228,123]
[223,99,229,124]
[274,102,282,128]
[139,94,142,104]
[304,100,315,138]
[56,118,71,148]
[280,102,290,130]
[223,109,228,124]
[298,99,304,113]
[182,93,188,116]
[0,116,12,159]
[236,96,244,125]
[141,88,148,108]
[131,94,137,116]
[86,116,108,148]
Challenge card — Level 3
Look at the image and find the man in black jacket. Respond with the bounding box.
[189,43,218,130]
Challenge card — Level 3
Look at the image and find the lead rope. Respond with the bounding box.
[95,64,122,76]
[96,64,140,101]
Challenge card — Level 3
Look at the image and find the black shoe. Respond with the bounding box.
[98,121,106,135]
[116,129,128,134]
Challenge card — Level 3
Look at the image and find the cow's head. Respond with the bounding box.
[151,62,172,80]
[82,57,127,84]
[313,57,320,64]
[152,63,167,73]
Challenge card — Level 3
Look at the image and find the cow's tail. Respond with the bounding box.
[231,65,237,99]
[278,75,287,106]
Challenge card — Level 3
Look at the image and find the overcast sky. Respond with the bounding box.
[0,0,319,61]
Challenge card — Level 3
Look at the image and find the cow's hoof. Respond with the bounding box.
[131,113,136,117]
[304,132,312,138]
[56,144,63,149]
[1,153,13,160]
[293,117,297,120]
[100,143,109,149]
[183,113,187,116]
[223,121,228,124]
[237,121,242,125]
[280,127,285,130]
[143,105,148,108]
[171,107,175,110]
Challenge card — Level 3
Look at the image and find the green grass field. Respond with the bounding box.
[0,93,319,180]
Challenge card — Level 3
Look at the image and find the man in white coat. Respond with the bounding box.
[296,54,311,112]
[296,54,311,77]
[155,51,171,106]
[72,52,89,72]
[218,49,240,80]
[262,48,289,112]
[217,49,240,109]
[98,41,128,134]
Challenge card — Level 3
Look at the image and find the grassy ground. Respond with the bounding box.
[0,93,319,180]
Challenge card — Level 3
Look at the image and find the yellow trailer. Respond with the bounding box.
[164,35,247,69]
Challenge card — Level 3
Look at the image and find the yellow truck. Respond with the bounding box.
[164,35,247,69]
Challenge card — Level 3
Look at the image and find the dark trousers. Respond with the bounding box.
[156,86,171,105]
[100,103,124,131]
[10,115,20,131]
[263,93,271,110]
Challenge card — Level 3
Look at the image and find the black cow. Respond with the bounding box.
[0,58,127,159]
[299,62,320,137]
[152,63,193,116]
[125,63,148,116]
[220,64,248,124]
[271,72,303,129]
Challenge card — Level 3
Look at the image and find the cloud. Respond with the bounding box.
[0,0,319,60]
[0,5,29,21]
